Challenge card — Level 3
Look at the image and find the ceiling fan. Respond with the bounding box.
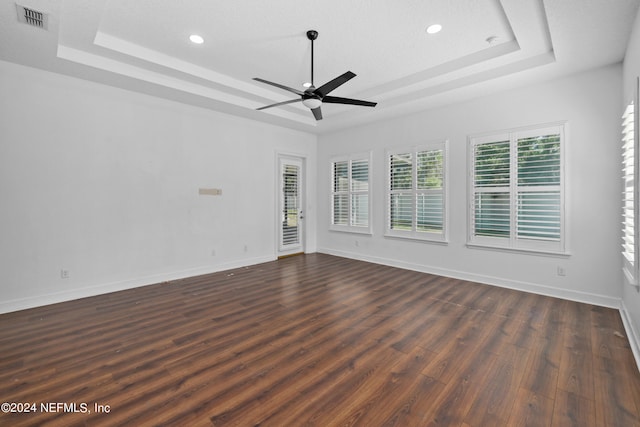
[253,30,377,121]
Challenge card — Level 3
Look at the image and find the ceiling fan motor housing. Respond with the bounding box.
[304,87,319,99]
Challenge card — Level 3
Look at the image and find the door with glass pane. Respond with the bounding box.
[278,156,304,256]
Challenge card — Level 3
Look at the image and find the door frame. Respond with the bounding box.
[276,152,307,257]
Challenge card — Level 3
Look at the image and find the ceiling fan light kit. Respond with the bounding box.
[302,98,322,109]
[253,30,377,121]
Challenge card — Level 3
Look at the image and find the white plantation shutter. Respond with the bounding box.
[331,153,371,233]
[351,160,369,227]
[516,133,562,242]
[472,140,511,238]
[622,101,637,284]
[387,142,447,241]
[332,161,349,226]
[417,150,444,232]
[389,153,413,231]
[469,124,565,253]
[282,164,300,246]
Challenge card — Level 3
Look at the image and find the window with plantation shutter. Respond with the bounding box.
[330,153,371,234]
[386,141,448,242]
[622,101,638,285]
[469,123,565,254]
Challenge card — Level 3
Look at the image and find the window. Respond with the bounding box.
[330,153,371,233]
[622,100,638,285]
[469,123,565,254]
[386,142,448,242]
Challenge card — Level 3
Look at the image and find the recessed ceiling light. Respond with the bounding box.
[189,34,204,44]
[426,24,442,34]
[302,82,312,88]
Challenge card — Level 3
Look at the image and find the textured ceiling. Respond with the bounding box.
[1,0,639,134]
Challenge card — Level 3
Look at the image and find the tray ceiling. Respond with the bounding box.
[1,0,639,133]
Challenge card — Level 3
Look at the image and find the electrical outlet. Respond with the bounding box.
[211,249,216,256]
[243,245,248,252]
[557,266,566,277]
[61,269,70,279]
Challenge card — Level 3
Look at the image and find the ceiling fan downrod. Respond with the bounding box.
[307,30,318,87]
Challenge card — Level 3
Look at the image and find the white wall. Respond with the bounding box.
[0,60,317,313]
[623,8,640,367]
[317,64,622,308]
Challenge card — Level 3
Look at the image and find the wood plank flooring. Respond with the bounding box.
[0,253,639,426]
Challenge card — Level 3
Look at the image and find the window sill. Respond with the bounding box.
[329,226,373,236]
[466,242,571,258]
[384,232,448,245]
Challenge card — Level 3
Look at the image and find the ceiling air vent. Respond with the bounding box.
[16,4,48,30]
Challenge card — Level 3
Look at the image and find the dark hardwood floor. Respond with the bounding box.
[1,253,639,426]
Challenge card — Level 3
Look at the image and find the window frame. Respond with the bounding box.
[467,122,567,255]
[330,152,373,235]
[385,141,449,243]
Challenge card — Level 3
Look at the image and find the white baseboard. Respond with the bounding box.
[317,247,621,308]
[0,255,275,314]
[620,300,640,373]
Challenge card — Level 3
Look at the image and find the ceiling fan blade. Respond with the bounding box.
[311,106,323,120]
[253,78,304,96]
[314,71,356,97]
[257,98,302,111]
[322,96,377,107]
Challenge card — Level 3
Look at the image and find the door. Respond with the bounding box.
[278,156,304,256]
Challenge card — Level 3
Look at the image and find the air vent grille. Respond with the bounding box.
[16,4,48,29]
